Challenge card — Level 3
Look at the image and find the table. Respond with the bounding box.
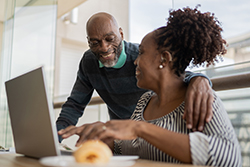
[0,153,205,167]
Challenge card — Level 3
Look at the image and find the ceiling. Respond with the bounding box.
[0,0,87,22]
[57,0,87,18]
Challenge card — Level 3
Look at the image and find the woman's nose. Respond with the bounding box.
[134,57,138,65]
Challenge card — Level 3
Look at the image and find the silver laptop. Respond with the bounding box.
[5,66,71,158]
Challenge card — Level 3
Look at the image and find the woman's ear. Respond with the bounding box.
[161,50,172,63]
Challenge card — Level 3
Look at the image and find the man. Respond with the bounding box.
[56,12,213,142]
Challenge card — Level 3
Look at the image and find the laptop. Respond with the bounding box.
[5,66,72,158]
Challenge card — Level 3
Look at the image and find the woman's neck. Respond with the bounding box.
[143,75,187,120]
[153,74,187,108]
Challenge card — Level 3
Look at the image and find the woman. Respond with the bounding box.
[59,7,242,166]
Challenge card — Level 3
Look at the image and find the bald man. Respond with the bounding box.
[56,12,213,142]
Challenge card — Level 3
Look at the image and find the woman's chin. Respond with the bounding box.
[136,81,143,89]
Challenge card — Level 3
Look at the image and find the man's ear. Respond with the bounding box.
[119,27,124,39]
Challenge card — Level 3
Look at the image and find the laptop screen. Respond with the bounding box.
[5,66,61,158]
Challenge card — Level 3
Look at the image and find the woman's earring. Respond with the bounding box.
[159,64,163,69]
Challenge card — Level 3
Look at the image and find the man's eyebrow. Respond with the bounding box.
[105,32,115,37]
[87,32,115,41]
[87,37,99,41]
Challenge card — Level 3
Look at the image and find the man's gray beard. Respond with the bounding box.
[102,56,118,67]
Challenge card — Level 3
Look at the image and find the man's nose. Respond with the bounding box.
[99,40,109,53]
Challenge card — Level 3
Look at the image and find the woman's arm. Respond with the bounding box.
[98,116,241,166]
[97,120,192,163]
[136,121,192,163]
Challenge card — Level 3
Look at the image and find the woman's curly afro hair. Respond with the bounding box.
[154,6,227,76]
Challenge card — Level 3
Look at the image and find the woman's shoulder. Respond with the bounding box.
[135,91,154,108]
[139,91,154,102]
[211,91,225,113]
[130,91,154,120]
[206,91,235,134]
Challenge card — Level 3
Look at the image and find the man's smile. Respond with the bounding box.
[101,53,113,59]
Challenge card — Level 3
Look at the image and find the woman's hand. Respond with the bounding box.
[58,121,105,147]
[58,120,140,147]
[97,120,140,141]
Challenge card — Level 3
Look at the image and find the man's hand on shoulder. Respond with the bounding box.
[183,76,214,131]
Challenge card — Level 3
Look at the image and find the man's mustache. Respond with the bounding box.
[99,49,114,56]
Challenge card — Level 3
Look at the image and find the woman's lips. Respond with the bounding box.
[135,69,140,76]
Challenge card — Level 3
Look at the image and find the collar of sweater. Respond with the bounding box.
[99,40,127,69]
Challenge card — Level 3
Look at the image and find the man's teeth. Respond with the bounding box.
[102,53,112,58]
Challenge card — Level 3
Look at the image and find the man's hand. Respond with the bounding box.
[183,76,214,131]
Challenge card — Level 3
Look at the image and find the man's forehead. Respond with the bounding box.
[87,13,117,27]
[87,15,119,36]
